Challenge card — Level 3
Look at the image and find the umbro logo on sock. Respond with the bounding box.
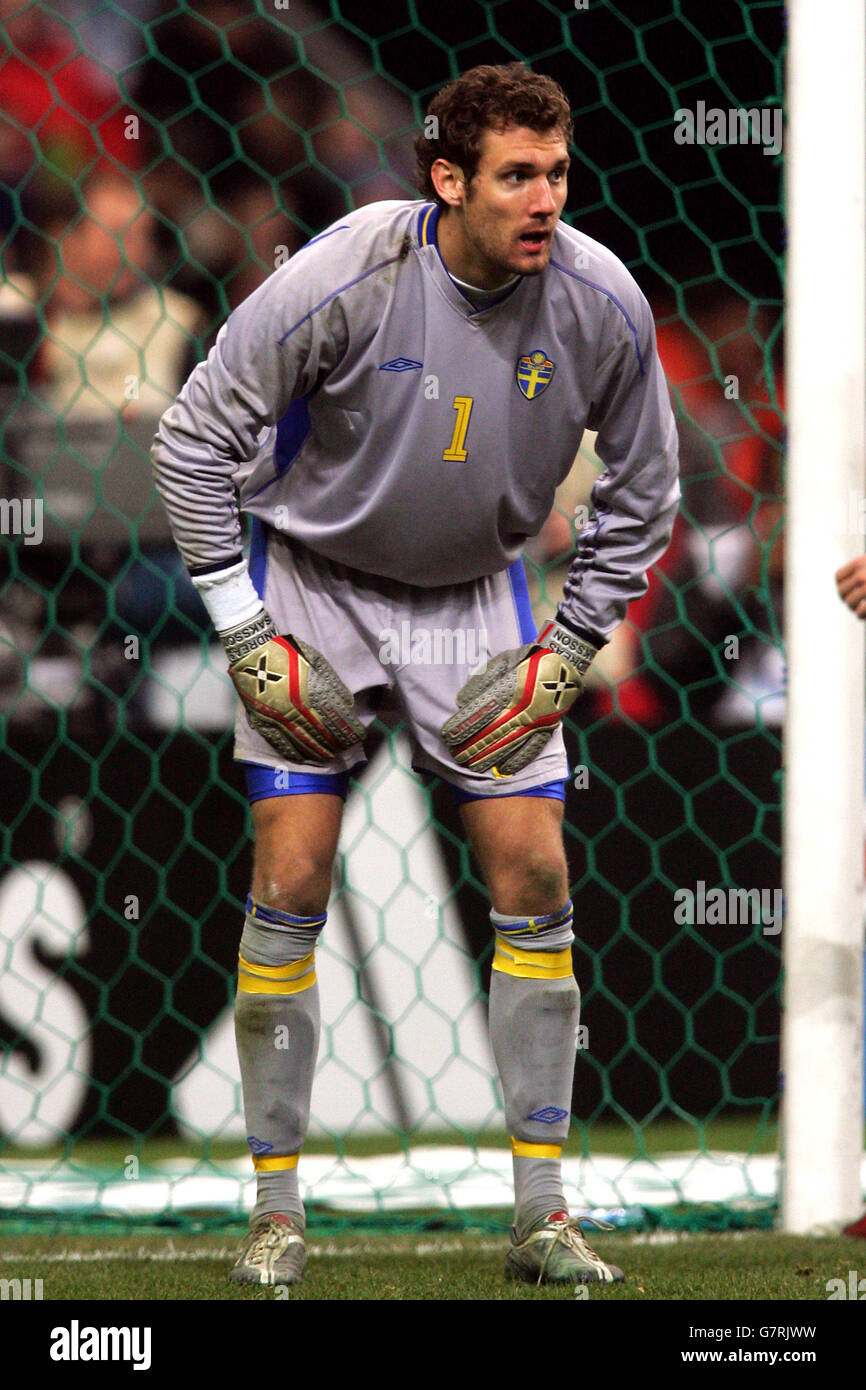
[247,1136,275,1155]
[526,1106,569,1124]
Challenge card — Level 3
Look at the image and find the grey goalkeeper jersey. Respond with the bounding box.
[152,199,679,643]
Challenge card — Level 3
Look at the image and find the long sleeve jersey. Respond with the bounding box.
[152,198,679,644]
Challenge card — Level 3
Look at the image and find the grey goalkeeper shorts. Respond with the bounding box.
[233,524,569,799]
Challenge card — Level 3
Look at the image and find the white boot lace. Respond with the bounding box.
[532,1215,617,1286]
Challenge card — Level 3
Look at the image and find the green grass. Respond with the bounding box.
[0,1112,782,1167]
[0,1231,862,1301]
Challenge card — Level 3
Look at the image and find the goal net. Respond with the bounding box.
[0,0,790,1232]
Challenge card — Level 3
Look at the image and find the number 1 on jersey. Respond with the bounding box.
[442,395,474,462]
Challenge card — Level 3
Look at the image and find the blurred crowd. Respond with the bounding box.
[0,0,785,738]
[528,287,785,732]
[0,0,415,731]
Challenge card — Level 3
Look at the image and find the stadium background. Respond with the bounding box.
[0,0,787,1229]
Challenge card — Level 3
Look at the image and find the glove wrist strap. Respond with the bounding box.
[538,619,599,677]
[222,610,277,665]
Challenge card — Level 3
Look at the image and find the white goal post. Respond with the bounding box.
[782,0,866,1231]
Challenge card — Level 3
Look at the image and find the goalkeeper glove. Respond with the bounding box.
[190,560,365,765]
[221,609,365,765]
[440,619,599,776]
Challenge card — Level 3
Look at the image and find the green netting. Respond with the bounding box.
[0,0,786,1231]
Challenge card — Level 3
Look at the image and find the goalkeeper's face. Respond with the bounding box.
[437,125,569,289]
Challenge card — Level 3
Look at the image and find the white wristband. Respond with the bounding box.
[191,560,264,634]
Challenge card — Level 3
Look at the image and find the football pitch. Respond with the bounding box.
[2,1121,863,1302]
[0,1230,862,1301]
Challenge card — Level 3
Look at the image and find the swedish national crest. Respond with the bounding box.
[516,349,556,400]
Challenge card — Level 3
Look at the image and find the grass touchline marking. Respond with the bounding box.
[0,1238,517,1263]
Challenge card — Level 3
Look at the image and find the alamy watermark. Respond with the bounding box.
[0,497,42,545]
[827,1270,866,1299]
[674,880,782,935]
[49,1322,152,1370]
[0,1277,43,1300]
[834,490,866,537]
[378,621,488,670]
[674,101,783,157]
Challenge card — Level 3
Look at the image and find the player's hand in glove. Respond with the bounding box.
[440,619,599,776]
[221,610,365,765]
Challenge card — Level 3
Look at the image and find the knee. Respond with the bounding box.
[252,855,333,917]
[250,796,341,917]
[491,845,569,916]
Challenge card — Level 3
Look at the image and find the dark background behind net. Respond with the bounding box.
[0,0,784,1146]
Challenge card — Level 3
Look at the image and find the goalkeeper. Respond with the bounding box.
[152,61,679,1288]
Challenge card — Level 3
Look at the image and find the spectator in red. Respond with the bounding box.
[0,0,138,206]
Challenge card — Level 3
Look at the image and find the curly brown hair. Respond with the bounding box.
[415,63,573,207]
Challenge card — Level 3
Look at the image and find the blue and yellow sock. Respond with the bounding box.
[488,902,580,1239]
[235,896,327,1227]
